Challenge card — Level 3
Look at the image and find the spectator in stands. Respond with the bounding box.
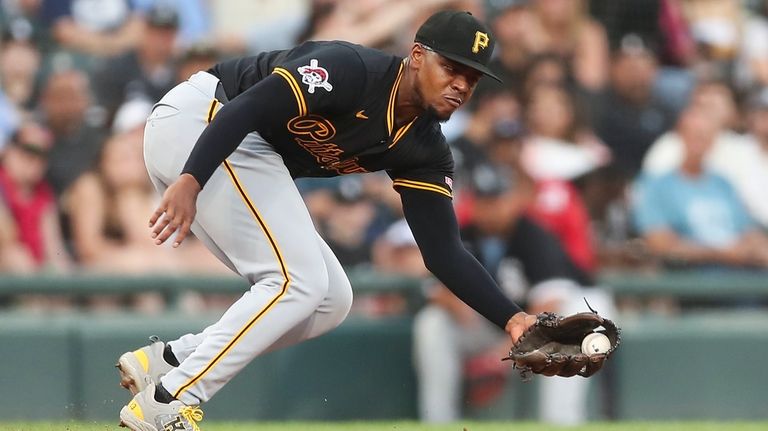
[64,129,176,274]
[93,2,180,123]
[80,96,231,312]
[0,37,42,111]
[519,83,604,273]
[0,0,53,52]
[715,89,768,229]
[644,88,768,231]
[481,0,607,97]
[0,120,69,272]
[413,162,614,424]
[448,88,522,186]
[643,80,744,175]
[39,68,106,198]
[594,34,678,178]
[521,83,609,183]
[132,0,209,50]
[586,35,679,263]
[175,43,218,84]
[731,0,768,93]
[590,0,667,56]
[0,89,20,154]
[680,0,763,86]
[478,0,533,96]
[371,217,431,279]
[40,0,143,66]
[316,176,379,268]
[304,0,473,53]
[519,52,568,98]
[521,0,610,92]
[452,117,530,228]
[631,107,768,268]
[589,0,698,113]
[210,0,308,55]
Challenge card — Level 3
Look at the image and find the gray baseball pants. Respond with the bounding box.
[143,71,353,405]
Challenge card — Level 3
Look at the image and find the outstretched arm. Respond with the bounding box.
[400,188,535,341]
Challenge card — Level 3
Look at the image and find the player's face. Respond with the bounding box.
[415,46,482,121]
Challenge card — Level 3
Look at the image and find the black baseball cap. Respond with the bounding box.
[415,10,502,83]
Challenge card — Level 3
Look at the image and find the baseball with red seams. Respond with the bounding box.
[581,332,611,355]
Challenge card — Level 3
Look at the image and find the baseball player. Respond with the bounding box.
[117,10,537,430]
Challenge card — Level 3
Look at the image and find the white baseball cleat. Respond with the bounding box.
[119,383,203,431]
[116,336,176,395]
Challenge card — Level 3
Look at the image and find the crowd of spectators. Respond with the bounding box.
[1,0,766,424]
[1,0,768,314]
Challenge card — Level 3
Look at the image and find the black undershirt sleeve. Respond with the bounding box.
[181,74,298,187]
[400,187,523,329]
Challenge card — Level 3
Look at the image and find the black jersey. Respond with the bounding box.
[207,41,454,199]
[182,40,522,328]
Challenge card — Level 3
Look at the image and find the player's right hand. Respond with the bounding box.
[149,173,201,248]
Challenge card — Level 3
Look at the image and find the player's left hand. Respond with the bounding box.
[504,311,620,379]
[505,311,537,344]
[149,173,201,248]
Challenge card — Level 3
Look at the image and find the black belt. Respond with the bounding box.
[215,81,229,104]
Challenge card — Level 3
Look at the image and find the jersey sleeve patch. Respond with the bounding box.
[297,59,333,94]
[271,42,365,114]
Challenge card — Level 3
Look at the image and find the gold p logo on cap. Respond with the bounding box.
[472,31,489,53]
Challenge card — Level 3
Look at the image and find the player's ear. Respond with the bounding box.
[410,44,426,69]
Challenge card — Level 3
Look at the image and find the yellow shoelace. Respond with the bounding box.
[179,406,204,431]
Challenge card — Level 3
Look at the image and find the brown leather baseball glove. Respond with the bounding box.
[503,311,620,379]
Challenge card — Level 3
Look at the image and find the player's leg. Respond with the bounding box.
[118,232,349,429]
[155,143,330,405]
[261,232,353,352]
[169,231,352,362]
[141,72,334,405]
[122,193,352,380]
[121,74,239,430]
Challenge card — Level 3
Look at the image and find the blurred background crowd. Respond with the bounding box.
[1,0,768,424]
[2,0,768,307]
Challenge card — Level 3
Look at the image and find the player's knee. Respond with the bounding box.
[289,265,331,305]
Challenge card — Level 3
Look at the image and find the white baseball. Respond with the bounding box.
[581,332,611,356]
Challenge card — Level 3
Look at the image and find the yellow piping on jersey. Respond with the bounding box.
[393,179,452,198]
[386,63,404,135]
[173,161,291,399]
[389,117,417,148]
[273,68,307,116]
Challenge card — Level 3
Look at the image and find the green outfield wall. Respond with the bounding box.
[0,272,767,421]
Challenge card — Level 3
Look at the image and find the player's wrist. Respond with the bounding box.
[179,173,203,192]
[505,311,536,343]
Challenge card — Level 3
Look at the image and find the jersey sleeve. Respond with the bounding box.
[387,137,455,199]
[400,187,523,328]
[270,42,366,117]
